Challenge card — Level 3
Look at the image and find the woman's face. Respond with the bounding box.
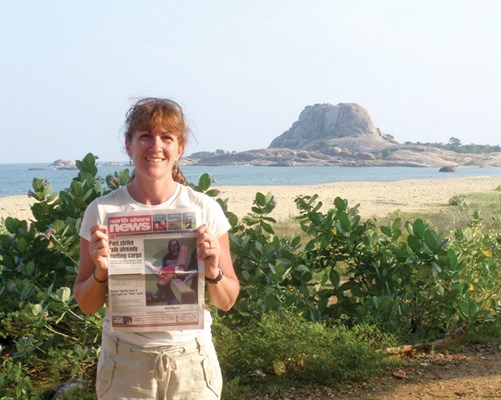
[169,240,180,255]
[126,125,185,181]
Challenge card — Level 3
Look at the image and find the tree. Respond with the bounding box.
[448,137,462,147]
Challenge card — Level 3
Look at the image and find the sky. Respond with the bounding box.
[1,0,500,164]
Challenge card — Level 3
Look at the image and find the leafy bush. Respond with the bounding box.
[228,192,309,321]
[451,212,501,320]
[291,194,499,339]
[0,154,129,397]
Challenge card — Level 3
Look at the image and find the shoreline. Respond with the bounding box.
[1,176,500,223]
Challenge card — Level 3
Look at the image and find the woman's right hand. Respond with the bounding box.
[89,224,110,278]
[74,224,110,315]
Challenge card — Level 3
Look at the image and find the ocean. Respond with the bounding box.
[1,163,501,198]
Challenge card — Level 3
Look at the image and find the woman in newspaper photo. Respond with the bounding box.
[157,239,189,304]
[73,97,240,399]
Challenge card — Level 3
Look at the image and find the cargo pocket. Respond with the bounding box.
[95,354,116,398]
[201,356,222,397]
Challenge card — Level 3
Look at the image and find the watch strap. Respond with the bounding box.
[205,266,224,284]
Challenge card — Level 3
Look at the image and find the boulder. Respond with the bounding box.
[439,166,457,172]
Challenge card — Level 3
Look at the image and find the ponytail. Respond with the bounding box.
[172,163,187,185]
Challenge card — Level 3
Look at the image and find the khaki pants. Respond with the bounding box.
[96,332,222,399]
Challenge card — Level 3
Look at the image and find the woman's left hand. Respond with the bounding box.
[196,225,240,311]
[196,224,220,280]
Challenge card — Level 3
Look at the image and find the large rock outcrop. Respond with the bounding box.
[191,102,501,167]
[269,103,397,153]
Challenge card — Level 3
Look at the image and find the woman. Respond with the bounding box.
[158,239,187,304]
[162,239,182,267]
[73,97,240,399]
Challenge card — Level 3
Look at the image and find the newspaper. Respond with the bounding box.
[105,208,204,332]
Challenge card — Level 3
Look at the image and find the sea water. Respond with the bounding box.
[0,163,500,197]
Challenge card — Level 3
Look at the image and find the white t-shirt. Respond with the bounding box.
[79,183,231,346]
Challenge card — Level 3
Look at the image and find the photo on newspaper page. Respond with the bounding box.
[105,208,204,332]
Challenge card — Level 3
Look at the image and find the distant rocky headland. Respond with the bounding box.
[28,160,130,171]
[28,159,78,171]
[187,103,501,168]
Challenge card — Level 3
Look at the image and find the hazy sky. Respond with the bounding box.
[1,0,500,163]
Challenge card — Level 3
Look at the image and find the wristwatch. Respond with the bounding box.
[206,266,224,284]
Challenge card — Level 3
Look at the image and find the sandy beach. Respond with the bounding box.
[215,176,501,222]
[1,176,500,223]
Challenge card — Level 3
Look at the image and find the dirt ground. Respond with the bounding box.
[280,344,501,400]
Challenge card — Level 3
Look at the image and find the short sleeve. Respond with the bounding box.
[79,200,101,242]
[202,197,231,239]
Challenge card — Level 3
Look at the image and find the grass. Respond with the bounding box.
[215,313,399,400]
[465,314,501,345]
[272,217,305,240]
[0,218,6,233]
[377,191,501,233]
[272,190,501,239]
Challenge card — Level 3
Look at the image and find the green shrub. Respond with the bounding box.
[291,194,499,340]
[228,192,307,321]
[451,211,501,321]
[0,153,129,397]
[0,356,36,399]
[449,195,466,207]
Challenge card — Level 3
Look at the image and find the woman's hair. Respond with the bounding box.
[124,97,189,185]
[163,239,181,265]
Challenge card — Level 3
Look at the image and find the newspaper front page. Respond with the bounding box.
[106,208,204,332]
